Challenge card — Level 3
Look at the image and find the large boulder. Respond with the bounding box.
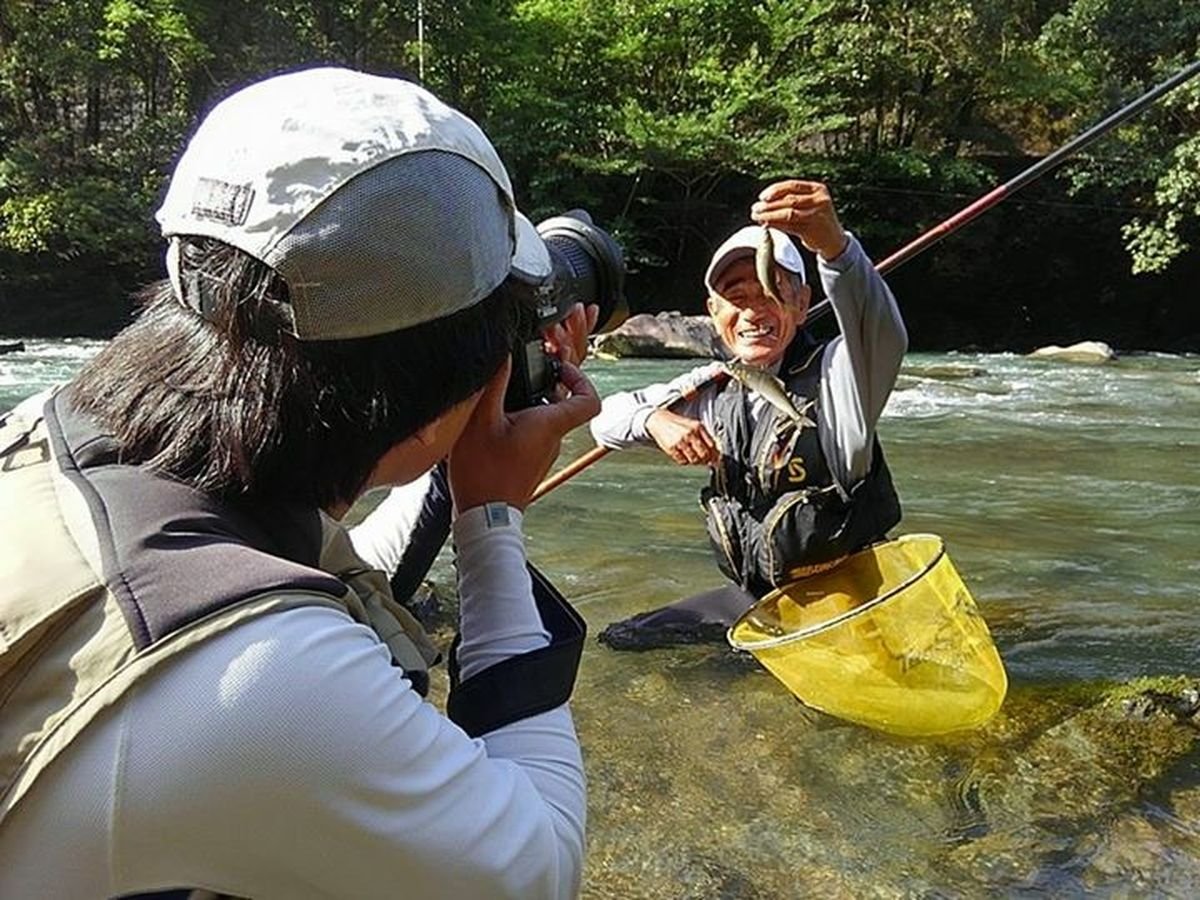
[1028,340,1117,363]
[593,311,721,359]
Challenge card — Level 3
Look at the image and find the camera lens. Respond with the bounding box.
[505,210,629,412]
[536,211,628,334]
[544,237,600,320]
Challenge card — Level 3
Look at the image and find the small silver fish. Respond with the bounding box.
[755,226,782,305]
[725,359,817,429]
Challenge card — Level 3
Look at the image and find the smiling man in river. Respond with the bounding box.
[591,179,909,649]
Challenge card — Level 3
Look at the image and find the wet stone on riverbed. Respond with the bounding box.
[575,670,1200,897]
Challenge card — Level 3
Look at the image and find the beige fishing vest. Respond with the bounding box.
[0,390,439,826]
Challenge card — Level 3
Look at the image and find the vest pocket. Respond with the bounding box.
[756,419,806,500]
[761,486,852,587]
[701,489,744,587]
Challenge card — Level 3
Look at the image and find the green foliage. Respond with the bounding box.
[98,0,206,65]
[0,0,1196,321]
[1036,0,1200,270]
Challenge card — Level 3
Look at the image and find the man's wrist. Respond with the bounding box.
[636,407,662,442]
[816,230,850,263]
[817,231,860,272]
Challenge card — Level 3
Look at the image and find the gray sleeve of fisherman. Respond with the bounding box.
[816,233,908,486]
[589,362,725,449]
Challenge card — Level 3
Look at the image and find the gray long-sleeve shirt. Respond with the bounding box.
[589,233,907,489]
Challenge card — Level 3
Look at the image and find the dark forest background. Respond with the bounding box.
[0,0,1197,350]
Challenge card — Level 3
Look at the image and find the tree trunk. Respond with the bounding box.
[85,77,101,145]
[148,52,160,119]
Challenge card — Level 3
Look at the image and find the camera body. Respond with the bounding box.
[505,211,628,410]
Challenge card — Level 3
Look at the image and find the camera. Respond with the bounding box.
[505,210,628,410]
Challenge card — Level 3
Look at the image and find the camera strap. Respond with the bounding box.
[445,562,586,738]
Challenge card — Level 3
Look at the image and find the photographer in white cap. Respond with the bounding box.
[0,68,597,898]
[591,181,908,649]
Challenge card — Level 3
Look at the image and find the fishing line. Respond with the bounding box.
[842,183,1149,216]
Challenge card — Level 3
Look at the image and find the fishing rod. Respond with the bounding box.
[804,55,1200,323]
[530,58,1200,504]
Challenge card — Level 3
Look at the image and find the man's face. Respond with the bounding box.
[706,257,810,368]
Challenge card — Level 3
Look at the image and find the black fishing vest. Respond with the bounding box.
[701,336,902,597]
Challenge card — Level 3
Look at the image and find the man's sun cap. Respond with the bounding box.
[156,66,551,341]
[703,225,806,295]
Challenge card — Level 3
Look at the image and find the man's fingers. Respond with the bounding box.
[753,180,835,234]
[758,180,824,203]
[753,206,824,230]
[754,198,825,218]
[560,304,587,346]
[558,360,598,403]
[473,356,513,424]
[544,304,595,366]
[753,194,825,216]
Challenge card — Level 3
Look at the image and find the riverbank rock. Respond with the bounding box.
[592,312,721,359]
[902,362,989,380]
[931,676,1200,891]
[1028,340,1116,363]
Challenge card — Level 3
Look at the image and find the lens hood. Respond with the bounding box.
[536,211,629,332]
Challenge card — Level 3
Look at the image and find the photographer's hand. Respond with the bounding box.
[449,356,600,512]
[543,302,599,367]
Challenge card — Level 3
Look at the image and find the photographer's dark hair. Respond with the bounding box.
[70,237,516,510]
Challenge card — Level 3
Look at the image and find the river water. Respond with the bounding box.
[4,338,1200,896]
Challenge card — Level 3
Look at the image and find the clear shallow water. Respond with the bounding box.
[524,352,1200,896]
[534,352,1200,683]
[0,337,107,413]
[6,341,1200,896]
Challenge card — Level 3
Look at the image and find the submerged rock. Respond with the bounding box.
[902,362,989,379]
[593,312,721,359]
[933,677,1200,891]
[1105,674,1200,722]
[1028,340,1117,363]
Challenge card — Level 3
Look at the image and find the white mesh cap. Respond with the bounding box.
[156,67,551,340]
[703,225,806,295]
